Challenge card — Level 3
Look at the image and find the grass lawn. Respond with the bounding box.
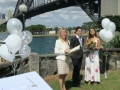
[45,70,120,90]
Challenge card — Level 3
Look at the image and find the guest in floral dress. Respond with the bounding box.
[85,28,101,85]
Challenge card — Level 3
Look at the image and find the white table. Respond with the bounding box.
[0,71,53,90]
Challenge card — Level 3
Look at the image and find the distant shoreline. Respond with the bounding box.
[0,32,9,34]
[33,33,88,37]
[0,32,88,37]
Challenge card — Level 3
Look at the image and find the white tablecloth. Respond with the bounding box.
[0,71,53,90]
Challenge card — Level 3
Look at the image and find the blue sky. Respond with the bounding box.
[0,0,92,27]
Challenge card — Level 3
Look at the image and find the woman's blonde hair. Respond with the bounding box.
[58,28,68,43]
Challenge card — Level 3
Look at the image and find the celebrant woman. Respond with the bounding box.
[84,28,101,85]
[54,28,70,90]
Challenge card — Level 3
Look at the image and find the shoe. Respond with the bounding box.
[77,82,80,85]
[72,83,80,87]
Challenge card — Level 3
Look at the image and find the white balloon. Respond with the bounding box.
[101,18,110,29]
[99,29,106,41]
[0,44,15,62]
[103,31,113,43]
[19,45,31,59]
[106,22,116,32]
[112,33,115,40]
[7,18,23,35]
[6,34,22,54]
[19,30,33,45]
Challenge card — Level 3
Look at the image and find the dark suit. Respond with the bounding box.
[70,36,84,85]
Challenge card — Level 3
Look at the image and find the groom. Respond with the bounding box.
[70,26,84,87]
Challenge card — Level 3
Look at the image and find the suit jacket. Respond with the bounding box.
[70,36,84,59]
[54,39,70,61]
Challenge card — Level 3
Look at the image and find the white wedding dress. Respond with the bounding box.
[84,39,100,82]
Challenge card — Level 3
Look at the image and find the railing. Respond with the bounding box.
[0,48,120,78]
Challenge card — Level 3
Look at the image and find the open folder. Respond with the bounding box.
[69,45,80,54]
[56,45,81,56]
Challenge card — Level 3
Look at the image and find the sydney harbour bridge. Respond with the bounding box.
[13,0,100,24]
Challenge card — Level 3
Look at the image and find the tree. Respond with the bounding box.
[81,22,90,32]
[66,27,72,34]
[45,27,53,34]
[81,21,99,32]
[54,26,59,34]
[26,24,46,34]
[0,25,6,32]
[40,25,46,34]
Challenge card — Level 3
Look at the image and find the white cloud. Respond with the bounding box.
[45,19,51,22]
[59,14,69,20]
[59,10,68,14]
[70,11,80,14]
[39,12,53,18]
[54,18,60,22]
[54,9,61,13]
[72,15,80,20]
[0,0,17,3]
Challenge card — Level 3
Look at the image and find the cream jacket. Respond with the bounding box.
[54,39,70,61]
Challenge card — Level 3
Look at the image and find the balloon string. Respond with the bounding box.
[104,51,108,78]
[11,61,17,75]
[0,37,7,46]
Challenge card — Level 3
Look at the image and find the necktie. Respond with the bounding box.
[79,37,82,47]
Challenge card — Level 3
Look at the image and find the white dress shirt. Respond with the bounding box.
[76,35,82,47]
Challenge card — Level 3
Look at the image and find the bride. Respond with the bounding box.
[84,28,101,85]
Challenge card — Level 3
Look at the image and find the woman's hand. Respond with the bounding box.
[93,47,97,50]
[65,48,70,53]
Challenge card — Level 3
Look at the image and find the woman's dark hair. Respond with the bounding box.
[88,28,97,38]
[75,26,82,32]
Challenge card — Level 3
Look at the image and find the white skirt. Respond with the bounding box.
[57,59,69,75]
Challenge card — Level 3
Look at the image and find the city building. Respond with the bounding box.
[8,10,13,20]
[2,14,5,19]
[0,12,1,19]
[101,0,120,16]
[0,12,6,25]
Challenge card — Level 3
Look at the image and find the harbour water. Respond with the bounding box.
[0,33,86,54]
[29,36,74,54]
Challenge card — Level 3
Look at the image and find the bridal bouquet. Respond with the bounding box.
[86,40,96,49]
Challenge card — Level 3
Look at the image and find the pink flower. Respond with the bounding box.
[94,54,96,57]
[95,69,98,73]
[92,76,94,80]
[87,67,89,71]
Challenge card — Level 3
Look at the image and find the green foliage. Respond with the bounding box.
[66,27,73,34]
[54,27,59,34]
[109,34,120,48]
[44,57,49,60]
[81,21,99,32]
[5,67,10,71]
[0,24,7,32]
[102,32,120,48]
[25,24,46,34]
